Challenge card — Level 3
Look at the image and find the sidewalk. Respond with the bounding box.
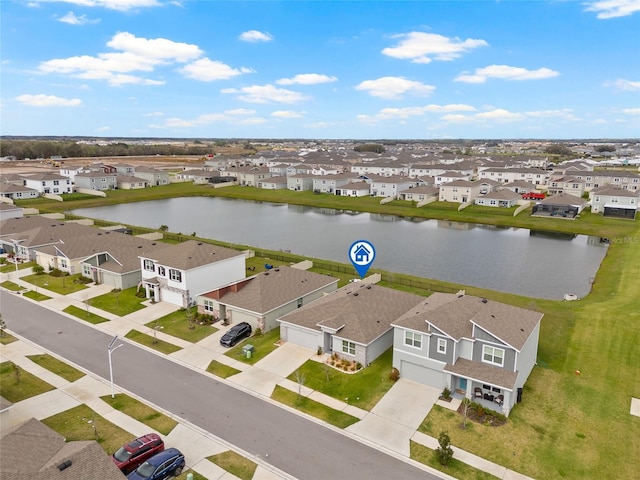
[1,273,535,480]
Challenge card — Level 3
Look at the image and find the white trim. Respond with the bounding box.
[482,344,505,367]
[404,330,423,349]
[437,338,447,354]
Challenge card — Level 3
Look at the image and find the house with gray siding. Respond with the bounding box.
[74,172,118,191]
[287,174,315,191]
[589,185,638,219]
[278,284,424,366]
[391,293,542,416]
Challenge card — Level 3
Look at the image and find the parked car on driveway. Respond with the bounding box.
[111,433,164,474]
[220,322,252,347]
[127,447,185,480]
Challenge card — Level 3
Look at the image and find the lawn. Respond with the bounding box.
[206,359,241,378]
[21,272,88,295]
[42,404,132,455]
[419,223,640,480]
[0,332,18,345]
[1,281,23,291]
[145,309,218,343]
[175,470,207,480]
[26,354,85,382]
[63,304,110,324]
[410,441,499,480]
[224,327,281,365]
[22,290,52,301]
[124,330,182,354]
[207,451,257,480]
[271,385,360,429]
[287,348,397,411]
[0,361,55,402]
[90,287,147,316]
[0,261,37,274]
[101,393,178,435]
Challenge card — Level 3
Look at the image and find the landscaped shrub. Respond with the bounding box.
[441,387,452,400]
[74,276,92,284]
[49,268,65,277]
[436,431,454,466]
[32,265,45,275]
[389,367,400,382]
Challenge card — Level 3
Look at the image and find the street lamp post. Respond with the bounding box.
[107,335,124,399]
[12,240,24,289]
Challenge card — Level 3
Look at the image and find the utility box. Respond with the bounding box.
[242,344,254,359]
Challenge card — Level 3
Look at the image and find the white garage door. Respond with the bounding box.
[283,325,321,350]
[160,289,183,307]
[401,360,445,387]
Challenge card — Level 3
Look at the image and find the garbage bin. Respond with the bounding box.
[242,344,254,359]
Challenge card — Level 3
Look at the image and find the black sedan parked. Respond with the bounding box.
[220,322,252,347]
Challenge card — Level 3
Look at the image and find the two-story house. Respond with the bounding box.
[547,176,586,197]
[312,173,357,193]
[23,173,72,195]
[439,180,482,203]
[287,174,315,191]
[391,293,542,416]
[369,176,419,198]
[139,240,246,307]
[589,185,638,219]
[133,167,170,186]
[74,172,118,191]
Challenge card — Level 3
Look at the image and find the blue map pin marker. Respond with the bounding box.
[349,240,376,278]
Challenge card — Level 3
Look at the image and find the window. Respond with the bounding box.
[492,386,501,393]
[60,259,68,269]
[143,259,155,272]
[203,299,214,312]
[611,197,619,203]
[169,269,182,282]
[157,266,165,276]
[482,345,505,366]
[404,331,422,348]
[53,180,59,185]
[342,340,356,355]
[437,338,447,354]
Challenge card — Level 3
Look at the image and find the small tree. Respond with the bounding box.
[436,431,454,466]
[294,368,306,401]
[13,362,21,384]
[159,225,169,232]
[460,397,471,430]
[0,313,6,337]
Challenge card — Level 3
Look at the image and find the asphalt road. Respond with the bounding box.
[0,291,441,480]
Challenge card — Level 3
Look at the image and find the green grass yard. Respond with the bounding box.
[288,348,397,411]
[63,304,110,324]
[90,287,147,316]
[101,393,177,435]
[26,354,85,382]
[207,451,257,480]
[124,330,182,354]
[224,327,281,365]
[145,309,218,343]
[21,272,88,295]
[206,360,241,378]
[0,361,55,402]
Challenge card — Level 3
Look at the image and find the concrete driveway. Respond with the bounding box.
[346,379,440,456]
[253,343,313,377]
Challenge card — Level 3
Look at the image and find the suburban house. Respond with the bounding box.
[369,176,418,198]
[199,266,338,332]
[351,162,408,177]
[547,176,586,197]
[74,172,118,191]
[116,175,150,189]
[0,418,124,480]
[569,170,640,192]
[0,203,23,221]
[278,283,424,366]
[589,185,638,219]
[503,180,539,194]
[475,188,521,208]
[0,183,39,200]
[478,167,549,186]
[400,185,440,203]
[335,181,371,197]
[174,169,215,184]
[221,166,270,186]
[435,171,472,186]
[391,293,543,416]
[287,174,315,191]
[133,167,170,186]
[22,173,72,195]
[439,180,482,203]
[532,193,587,218]
[259,176,289,190]
[139,240,246,307]
[312,173,356,193]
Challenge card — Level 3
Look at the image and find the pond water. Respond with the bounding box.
[70,197,608,299]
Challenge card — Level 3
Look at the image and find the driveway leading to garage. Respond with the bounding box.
[346,379,441,456]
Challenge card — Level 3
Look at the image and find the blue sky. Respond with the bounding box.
[1,0,639,139]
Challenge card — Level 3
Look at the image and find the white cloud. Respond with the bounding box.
[96,126,111,131]
[179,58,253,81]
[455,65,560,83]
[143,111,164,117]
[584,0,640,19]
[525,109,577,120]
[221,84,308,104]
[355,77,435,99]
[151,108,258,128]
[359,104,476,122]
[107,32,202,62]
[276,74,337,85]
[442,108,525,123]
[16,94,82,107]
[622,108,640,114]
[58,11,100,24]
[382,32,488,64]
[609,78,640,91]
[39,32,202,86]
[271,110,305,118]
[239,30,273,42]
[29,0,163,12]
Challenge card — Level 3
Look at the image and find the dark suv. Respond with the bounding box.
[220,322,252,347]
[127,448,185,480]
[111,433,164,474]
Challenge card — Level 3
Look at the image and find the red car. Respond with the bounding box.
[111,433,165,474]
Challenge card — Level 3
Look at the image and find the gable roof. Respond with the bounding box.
[204,266,337,314]
[140,240,243,270]
[0,418,124,480]
[279,283,424,345]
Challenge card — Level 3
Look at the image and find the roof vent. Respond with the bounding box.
[353,292,359,296]
[275,268,280,272]
[264,272,269,275]
[491,314,495,318]
[366,285,372,289]
[482,298,488,304]
[57,460,72,471]
[520,328,525,332]
[197,242,202,245]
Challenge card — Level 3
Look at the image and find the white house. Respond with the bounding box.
[23,173,72,195]
[139,240,246,307]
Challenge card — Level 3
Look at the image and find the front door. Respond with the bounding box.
[458,378,467,393]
